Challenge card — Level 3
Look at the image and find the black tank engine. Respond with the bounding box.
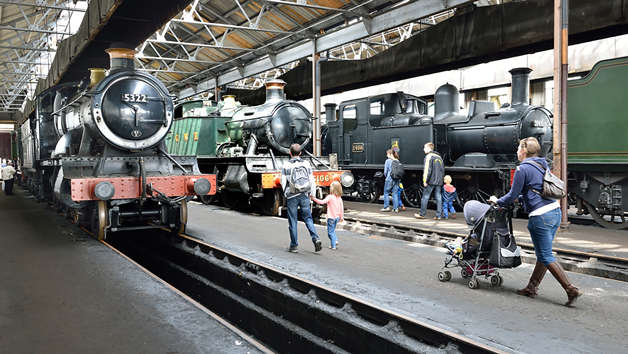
[324,68,553,207]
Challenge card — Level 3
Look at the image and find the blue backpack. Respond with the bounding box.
[289,162,311,194]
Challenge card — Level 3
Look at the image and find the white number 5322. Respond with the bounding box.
[121,94,148,102]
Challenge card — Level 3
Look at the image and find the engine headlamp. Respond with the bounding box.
[340,171,355,188]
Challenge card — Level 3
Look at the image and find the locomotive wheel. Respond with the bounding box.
[173,199,188,235]
[91,200,107,241]
[358,184,381,203]
[585,202,628,230]
[221,189,239,209]
[259,189,282,216]
[402,183,423,208]
[199,194,218,205]
[457,176,496,206]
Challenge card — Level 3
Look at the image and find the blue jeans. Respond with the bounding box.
[420,184,442,218]
[443,201,455,218]
[383,179,400,210]
[327,217,339,248]
[287,193,319,248]
[527,208,560,265]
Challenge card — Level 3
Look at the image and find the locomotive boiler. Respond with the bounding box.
[325,67,553,208]
[167,79,353,216]
[21,43,216,239]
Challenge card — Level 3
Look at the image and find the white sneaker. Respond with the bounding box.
[380,206,391,212]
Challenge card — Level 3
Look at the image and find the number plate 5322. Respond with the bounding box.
[121,94,148,102]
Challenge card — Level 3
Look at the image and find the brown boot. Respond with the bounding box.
[517,261,547,298]
[546,261,583,306]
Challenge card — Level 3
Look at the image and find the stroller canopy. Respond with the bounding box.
[463,200,490,230]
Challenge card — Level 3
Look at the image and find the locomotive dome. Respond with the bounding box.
[88,43,174,151]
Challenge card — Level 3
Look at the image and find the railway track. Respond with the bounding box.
[334,215,628,282]
[104,230,509,354]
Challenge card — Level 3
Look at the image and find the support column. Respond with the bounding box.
[554,0,570,231]
[312,49,321,156]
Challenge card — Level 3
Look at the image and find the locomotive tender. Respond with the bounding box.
[324,68,553,208]
[167,79,354,216]
[20,43,216,239]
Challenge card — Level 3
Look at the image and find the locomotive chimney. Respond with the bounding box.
[509,68,533,106]
[324,103,337,122]
[264,79,286,102]
[434,83,460,121]
[105,42,138,71]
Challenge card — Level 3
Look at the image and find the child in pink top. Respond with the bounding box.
[311,181,344,249]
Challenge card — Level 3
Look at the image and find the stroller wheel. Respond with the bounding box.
[468,278,480,289]
[438,271,451,282]
[461,268,469,278]
[490,275,501,286]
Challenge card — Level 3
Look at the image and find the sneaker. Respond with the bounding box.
[380,206,392,212]
[393,209,399,213]
[452,213,456,219]
[401,206,406,211]
[286,246,298,253]
[434,217,441,220]
[314,238,322,252]
[414,214,425,219]
[444,216,448,220]
[329,246,336,250]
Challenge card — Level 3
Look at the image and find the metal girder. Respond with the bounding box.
[0,0,85,12]
[136,55,218,64]
[145,39,258,52]
[0,25,72,35]
[169,19,292,35]
[180,0,474,98]
[264,0,366,16]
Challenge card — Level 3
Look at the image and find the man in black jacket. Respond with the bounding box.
[415,143,444,220]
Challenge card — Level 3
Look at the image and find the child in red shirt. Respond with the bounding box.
[311,181,344,249]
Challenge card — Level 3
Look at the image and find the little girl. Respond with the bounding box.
[311,181,344,249]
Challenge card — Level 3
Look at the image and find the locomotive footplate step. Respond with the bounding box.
[0,188,263,354]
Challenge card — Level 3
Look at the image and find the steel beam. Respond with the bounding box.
[0,1,86,12]
[169,19,292,35]
[136,56,218,64]
[264,0,364,16]
[145,39,257,52]
[0,45,55,52]
[0,25,73,35]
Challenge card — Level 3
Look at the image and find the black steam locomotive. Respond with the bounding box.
[19,43,216,239]
[168,79,354,217]
[324,68,553,207]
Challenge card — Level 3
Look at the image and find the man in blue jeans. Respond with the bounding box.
[281,143,322,253]
[381,149,400,212]
[415,142,444,220]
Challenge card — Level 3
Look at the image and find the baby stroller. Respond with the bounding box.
[437,200,520,289]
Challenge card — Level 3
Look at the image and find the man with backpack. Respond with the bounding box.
[415,142,444,220]
[281,143,322,253]
[381,149,402,212]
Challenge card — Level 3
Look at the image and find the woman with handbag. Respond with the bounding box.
[489,137,583,306]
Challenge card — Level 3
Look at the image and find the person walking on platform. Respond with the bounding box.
[2,160,16,195]
[415,143,444,220]
[381,149,400,212]
[442,175,459,219]
[489,137,583,306]
[281,143,322,253]
[311,181,344,250]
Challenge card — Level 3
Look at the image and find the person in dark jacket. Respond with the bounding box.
[415,143,444,220]
[489,137,582,306]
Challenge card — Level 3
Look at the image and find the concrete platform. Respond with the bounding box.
[0,187,266,354]
[341,200,628,259]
